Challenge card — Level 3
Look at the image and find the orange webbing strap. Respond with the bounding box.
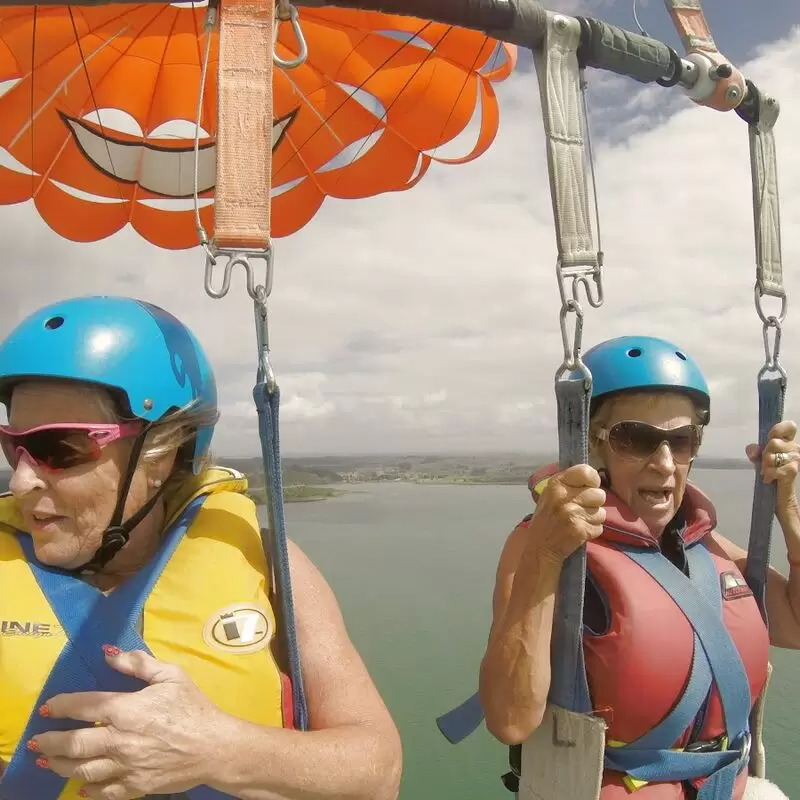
[214,0,274,252]
[664,0,716,52]
[663,0,745,113]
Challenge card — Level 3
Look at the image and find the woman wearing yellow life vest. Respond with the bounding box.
[479,337,799,800]
[0,295,402,800]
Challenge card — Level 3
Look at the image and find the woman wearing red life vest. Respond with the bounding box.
[479,336,800,799]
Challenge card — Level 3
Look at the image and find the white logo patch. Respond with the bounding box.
[202,603,273,654]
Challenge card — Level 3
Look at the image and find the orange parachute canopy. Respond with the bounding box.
[0,4,516,249]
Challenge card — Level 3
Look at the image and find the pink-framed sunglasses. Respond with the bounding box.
[0,421,142,472]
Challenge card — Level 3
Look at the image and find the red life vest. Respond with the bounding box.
[526,465,770,799]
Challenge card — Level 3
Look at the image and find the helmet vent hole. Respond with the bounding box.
[44,316,64,330]
[627,347,643,358]
[675,351,687,360]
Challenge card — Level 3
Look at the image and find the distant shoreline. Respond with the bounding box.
[0,457,754,505]
[235,455,754,503]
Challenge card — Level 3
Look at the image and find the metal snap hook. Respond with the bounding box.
[274,3,308,70]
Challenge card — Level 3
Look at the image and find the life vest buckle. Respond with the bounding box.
[685,734,725,753]
[684,730,751,769]
[737,731,752,768]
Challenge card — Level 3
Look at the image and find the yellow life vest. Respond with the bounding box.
[0,466,288,800]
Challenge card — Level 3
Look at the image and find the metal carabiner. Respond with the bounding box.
[558,299,584,370]
[555,299,592,391]
[274,2,308,70]
[554,258,600,386]
[754,281,788,383]
[254,286,277,393]
[759,316,787,383]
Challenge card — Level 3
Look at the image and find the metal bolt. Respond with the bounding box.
[143,398,154,411]
[554,16,568,30]
[710,63,732,80]
[725,86,740,103]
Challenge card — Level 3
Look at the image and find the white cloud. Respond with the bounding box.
[279,373,336,422]
[0,26,798,459]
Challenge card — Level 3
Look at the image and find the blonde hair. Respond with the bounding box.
[92,388,219,486]
[588,391,705,470]
[140,403,219,482]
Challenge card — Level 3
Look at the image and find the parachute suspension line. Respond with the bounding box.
[64,7,126,211]
[198,0,308,731]
[307,19,441,196]
[631,0,649,38]
[28,5,36,200]
[580,75,603,287]
[193,0,216,249]
[742,89,786,626]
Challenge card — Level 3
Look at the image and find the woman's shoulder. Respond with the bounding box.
[702,529,748,563]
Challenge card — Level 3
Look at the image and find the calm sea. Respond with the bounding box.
[278,469,800,798]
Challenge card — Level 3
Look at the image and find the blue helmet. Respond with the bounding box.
[0,295,218,472]
[580,336,711,423]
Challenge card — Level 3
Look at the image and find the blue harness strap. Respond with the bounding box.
[0,495,234,800]
[436,691,483,744]
[253,382,309,732]
[604,543,752,797]
[744,372,785,622]
[548,375,593,715]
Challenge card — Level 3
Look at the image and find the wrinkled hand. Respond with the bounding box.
[31,647,227,800]
[529,465,606,564]
[746,420,800,516]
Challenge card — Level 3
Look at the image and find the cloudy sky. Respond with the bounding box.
[0,0,798,458]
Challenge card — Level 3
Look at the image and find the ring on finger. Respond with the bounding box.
[774,452,789,468]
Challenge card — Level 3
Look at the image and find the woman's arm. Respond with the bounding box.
[709,530,800,650]
[478,520,564,744]
[712,419,800,650]
[209,539,402,800]
[479,465,606,745]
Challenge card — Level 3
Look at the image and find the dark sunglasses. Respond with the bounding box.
[0,422,141,472]
[597,420,702,465]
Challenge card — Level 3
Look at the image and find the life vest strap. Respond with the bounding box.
[0,495,233,800]
[617,542,721,755]
[603,543,752,793]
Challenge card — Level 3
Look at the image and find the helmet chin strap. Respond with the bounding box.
[71,427,168,575]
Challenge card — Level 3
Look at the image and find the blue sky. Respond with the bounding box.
[578,0,795,66]
[0,1,798,458]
